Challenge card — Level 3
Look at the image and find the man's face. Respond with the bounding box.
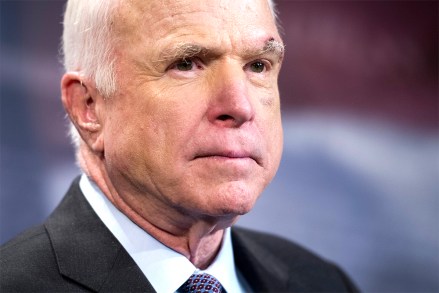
[102,0,283,219]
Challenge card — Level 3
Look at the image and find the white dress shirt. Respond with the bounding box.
[79,174,247,293]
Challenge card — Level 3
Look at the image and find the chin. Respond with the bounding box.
[173,178,266,219]
[204,183,261,217]
[210,201,254,217]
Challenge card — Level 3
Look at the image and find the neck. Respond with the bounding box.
[106,191,228,269]
[79,146,235,269]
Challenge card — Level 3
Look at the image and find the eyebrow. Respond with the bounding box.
[157,38,285,64]
[260,38,285,61]
[157,43,209,63]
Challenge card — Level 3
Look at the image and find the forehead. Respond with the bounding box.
[113,0,279,50]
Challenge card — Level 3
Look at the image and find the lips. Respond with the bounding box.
[189,131,264,167]
[193,149,261,165]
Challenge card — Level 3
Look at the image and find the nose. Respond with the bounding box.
[207,62,255,128]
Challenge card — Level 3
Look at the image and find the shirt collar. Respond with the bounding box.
[79,174,245,293]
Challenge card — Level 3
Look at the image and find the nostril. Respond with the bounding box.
[217,114,233,121]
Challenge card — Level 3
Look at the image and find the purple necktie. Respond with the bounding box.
[178,273,225,293]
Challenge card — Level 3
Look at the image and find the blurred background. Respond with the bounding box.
[1,0,438,292]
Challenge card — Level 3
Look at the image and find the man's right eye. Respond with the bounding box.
[175,59,194,71]
[166,58,204,78]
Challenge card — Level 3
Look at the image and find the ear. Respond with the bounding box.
[61,72,105,153]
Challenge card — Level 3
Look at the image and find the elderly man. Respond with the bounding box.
[1,0,358,292]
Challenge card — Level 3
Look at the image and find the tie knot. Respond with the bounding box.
[179,273,225,293]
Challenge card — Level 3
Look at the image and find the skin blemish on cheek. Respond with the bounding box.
[261,95,275,107]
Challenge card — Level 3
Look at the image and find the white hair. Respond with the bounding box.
[62,0,119,148]
[268,0,278,20]
[62,1,118,97]
[62,0,277,149]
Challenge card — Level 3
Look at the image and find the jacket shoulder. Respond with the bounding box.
[231,226,359,292]
[0,225,86,291]
[1,177,151,292]
[1,224,54,276]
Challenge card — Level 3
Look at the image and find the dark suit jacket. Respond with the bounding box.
[1,177,358,292]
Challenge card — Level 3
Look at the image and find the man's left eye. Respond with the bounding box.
[249,61,266,73]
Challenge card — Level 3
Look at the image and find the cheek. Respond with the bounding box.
[263,125,283,186]
[260,97,283,178]
[104,99,201,177]
[102,100,159,169]
[271,122,284,172]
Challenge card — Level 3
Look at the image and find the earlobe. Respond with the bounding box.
[61,72,105,153]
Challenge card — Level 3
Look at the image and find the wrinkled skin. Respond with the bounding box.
[62,0,284,268]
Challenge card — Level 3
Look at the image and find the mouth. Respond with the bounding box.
[193,151,260,165]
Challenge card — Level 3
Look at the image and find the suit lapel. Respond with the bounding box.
[232,227,351,292]
[232,227,289,292]
[45,177,155,292]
